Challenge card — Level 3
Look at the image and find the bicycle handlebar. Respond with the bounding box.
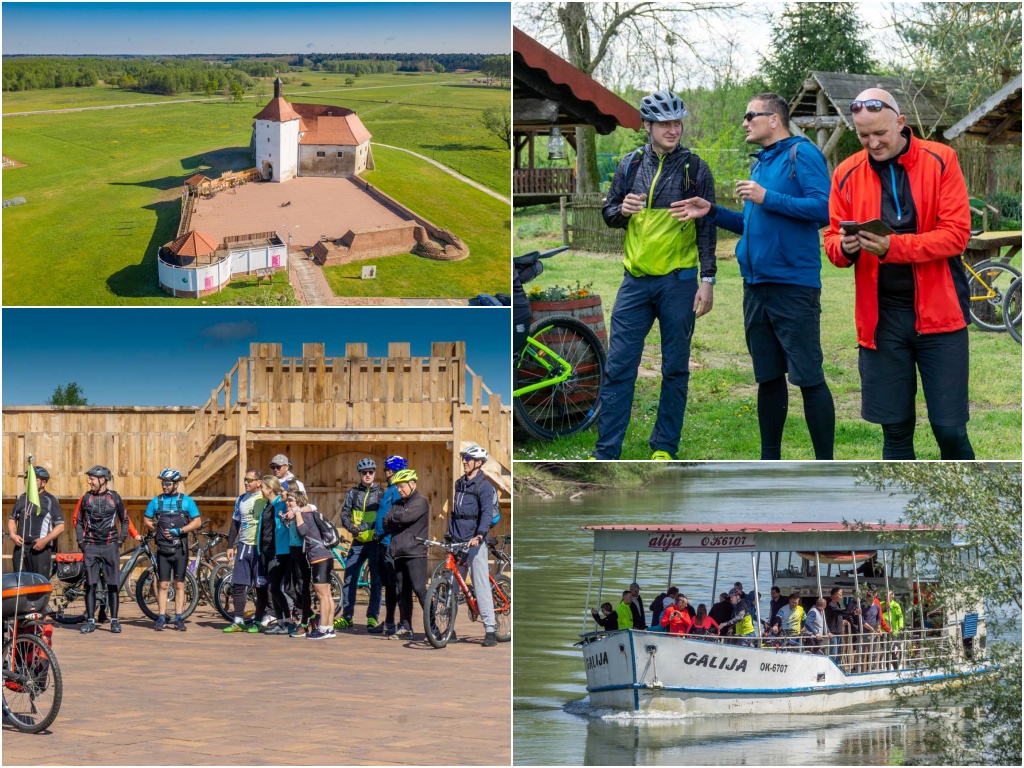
[415,536,470,554]
[513,245,570,266]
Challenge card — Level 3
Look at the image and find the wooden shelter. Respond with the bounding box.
[789,71,959,171]
[3,342,510,562]
[513,26,641,205]
[945,75,1022,146]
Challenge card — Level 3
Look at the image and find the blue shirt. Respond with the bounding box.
[144,493,200,521]
[266,496,291,556]
[374,485,401,547]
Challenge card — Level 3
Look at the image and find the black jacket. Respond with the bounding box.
[630,599,647,630]
[825,599,845,635]
[382,490,429,559]
[708,600,733,626]
[591,610,618,632]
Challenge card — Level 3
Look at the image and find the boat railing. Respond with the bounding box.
[579,621,979,674]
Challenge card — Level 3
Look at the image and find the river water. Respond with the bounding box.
[512,463,1016,766]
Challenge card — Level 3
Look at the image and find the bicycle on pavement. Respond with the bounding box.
[514,246,606,441]
[49,532,199,625]
[418,536,511,649]
[2,573,63,733]
[187,521,229,606]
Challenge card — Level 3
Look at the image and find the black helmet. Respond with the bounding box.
[34,467,50,481]
[639,90,688,122]
[85,465,112,481]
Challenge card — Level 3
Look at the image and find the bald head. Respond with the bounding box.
[856,88,900,114]
[852,88,908,162]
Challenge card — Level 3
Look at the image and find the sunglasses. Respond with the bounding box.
[269,464,283,470]
[361,470,375,475]
[161,481,175,487]
[849,99,898,115]
[245,477,261,484]
[743,111,774,122]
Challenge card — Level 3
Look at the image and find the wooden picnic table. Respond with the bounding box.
[254,267,274,286]
[963,230,1023,265]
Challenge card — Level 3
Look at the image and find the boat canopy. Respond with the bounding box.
[581,523,957,554]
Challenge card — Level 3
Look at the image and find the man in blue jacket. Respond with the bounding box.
[677,93,835,460]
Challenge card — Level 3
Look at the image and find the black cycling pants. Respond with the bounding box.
[395,556,427,629]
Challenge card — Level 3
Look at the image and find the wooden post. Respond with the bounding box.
[560,196,569,245]
[815,87,828,151]
[237,420,247,494]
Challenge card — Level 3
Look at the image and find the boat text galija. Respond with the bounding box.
[578,523,995,715]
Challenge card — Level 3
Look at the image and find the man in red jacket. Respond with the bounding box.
[824,88,974,459]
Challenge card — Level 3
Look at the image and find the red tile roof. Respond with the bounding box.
[299,114,371,146]
[167,230,220,257]
[254,96,306,125]
[184,173,209,187]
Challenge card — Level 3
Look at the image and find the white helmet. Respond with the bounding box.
[460,444,488,461]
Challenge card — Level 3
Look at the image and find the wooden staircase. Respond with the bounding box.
[185,438,238,494]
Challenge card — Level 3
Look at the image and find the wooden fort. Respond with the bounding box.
[2,342,510,561]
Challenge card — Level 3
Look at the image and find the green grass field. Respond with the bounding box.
[513,212,1022,461]
[1,72,508,305]
[322,146,509,297]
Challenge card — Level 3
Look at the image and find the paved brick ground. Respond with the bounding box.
[2,600,510,765]
[190,177,410,249]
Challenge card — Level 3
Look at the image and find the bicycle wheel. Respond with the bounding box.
[423,574,458,649]
[49,582,87,625]
[2,633,63,733]
[135,568,200,621]
[514,315,605,440]
[1003,276,1022,344]
[967,260,1022,331]
[491,575,511,642]
[213,570,257,623]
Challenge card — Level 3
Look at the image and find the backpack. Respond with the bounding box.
[311,510,340,548]
[153,494,190,556]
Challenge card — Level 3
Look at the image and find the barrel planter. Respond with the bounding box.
[529,295,607,351]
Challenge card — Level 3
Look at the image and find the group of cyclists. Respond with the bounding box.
[9,443,503,645]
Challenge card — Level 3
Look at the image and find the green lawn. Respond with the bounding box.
[2,73,508,305]
[321,146,510,297]
[513,213,1022,461]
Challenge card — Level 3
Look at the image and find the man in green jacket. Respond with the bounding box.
[616,590,635,630]
[594,89,717,460]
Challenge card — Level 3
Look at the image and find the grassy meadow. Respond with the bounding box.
[513,209,1023,461]
[1,71,509,305]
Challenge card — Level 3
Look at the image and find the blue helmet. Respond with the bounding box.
[384,455,408,472]
[158,468,182,483]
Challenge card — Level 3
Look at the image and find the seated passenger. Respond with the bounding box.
[660,595,693,635]
[616,590,635,630]
[689,603,720,636]
[708,592,733,627]
[590,602,619,632]
[801,597,827,652]
[649,586,679,627]
[772,592,805,636]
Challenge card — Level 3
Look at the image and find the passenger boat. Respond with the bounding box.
[578,523,994,715]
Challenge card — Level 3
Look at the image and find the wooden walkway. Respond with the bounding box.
[2,601,510,765]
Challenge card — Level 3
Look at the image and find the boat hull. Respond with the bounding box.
[582,630,984,715]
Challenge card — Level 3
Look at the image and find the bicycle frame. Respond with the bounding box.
[513,330,574,397]
[963,259,998,301]
[439,551,510,617]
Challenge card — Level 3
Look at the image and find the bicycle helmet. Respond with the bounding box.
[392,469,418,484]
[270,453,291,468]
[158,468,182,483]
[384,455,408,472]
[460,444,488,461]
[85,465,112,481]
[639,90,688,122]
[34,467,50,481]
[356,458,377,472]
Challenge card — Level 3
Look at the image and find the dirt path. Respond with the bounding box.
[372,142,511,204]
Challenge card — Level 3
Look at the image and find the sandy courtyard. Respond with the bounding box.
[189,176,411,249]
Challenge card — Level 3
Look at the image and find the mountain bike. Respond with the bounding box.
[489,535,511,578]
[418,537,511,649]
[187,521,229,605]
[212,544,347,623]
[514,246,606,440]
[1002,275,1022,344]
[3,576,62,733]
[963,256,1021,331]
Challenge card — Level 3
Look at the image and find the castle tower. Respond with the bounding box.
[253,78,303,182]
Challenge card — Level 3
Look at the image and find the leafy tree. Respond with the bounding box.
[480,54,511,85]
[255,81,267,104]
[856,463,1021,766]
[345,77,355,86]
[230,82,244,102]
[761,3,875,101]
[205,79,218,99]
[46,382,88,406]
[889,2,1022,114]
[479,106,512,148]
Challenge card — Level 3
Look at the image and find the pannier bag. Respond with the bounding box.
[55,552,85,582]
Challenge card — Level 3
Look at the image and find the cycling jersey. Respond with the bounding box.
[341,483,383,543]
[373,484,401,547]
[145,493,200,554]
[775,603,805,634]
[74,490,130,547]
[10,491,64,546]
[230,491,266,547]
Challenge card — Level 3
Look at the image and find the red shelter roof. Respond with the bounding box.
[513,26,641,134]
[167,230,220,258]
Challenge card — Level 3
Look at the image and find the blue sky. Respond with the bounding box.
[3,2,511,55]
[1,308,511,405]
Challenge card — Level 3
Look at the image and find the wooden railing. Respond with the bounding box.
[514,167,575,196]
[177,185,196,238]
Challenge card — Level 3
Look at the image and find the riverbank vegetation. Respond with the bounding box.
[514,462,686,498]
